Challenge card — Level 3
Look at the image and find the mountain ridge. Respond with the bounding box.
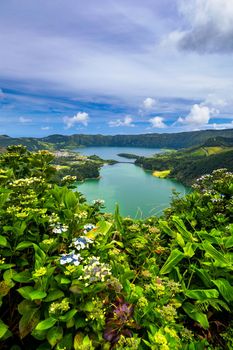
[1,128,233,150]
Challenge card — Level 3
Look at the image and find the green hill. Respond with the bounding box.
[135,145,233,185]
[0,128,233,150]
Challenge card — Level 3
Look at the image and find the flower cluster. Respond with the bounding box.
[158,304,178,322]
[92,199,105,206]
[61,175,77,183]
[42,238,56,246]
[48,213,60,224]
[80,256,111,286]
[60,251,83,266]
[49,298,70,316]
[74,211,88,220]
[33,267,47,278]
[70,236,93,251]
[83,223,96,234]
[85,298,106,322]
[52,223,68,234]
[6,206,47,219]
[9,177,45,188]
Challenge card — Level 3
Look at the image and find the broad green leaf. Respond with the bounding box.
[176,233,185,248]
[0,280,14,297]
[183,243,196,258]
[183,302,209,329]
[33,244,46,269]
[0,319,8,339]
[12,271,32,283]
[44,289,64,302]
[158,220,175,237]
[225,236,233,249]
[29,290,47,300]
[212,278,233,303]
[192,267,212,288]
[18,300,35,315]
[96,220,112,236]
[19,307,40,339]
[47,326,63,347]
[203,242,229,266]
[172,216,196,242]
[0,235,9,247]
[35,317,57,331]
[59,309,77,322]
[17,286,34,300]
[15,241,33,250]
[185,289,219,300]
[0,264,15,270]
[3,269,16,282]
[160,249,184,275]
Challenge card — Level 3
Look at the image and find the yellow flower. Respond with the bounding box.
[33,267,47,278]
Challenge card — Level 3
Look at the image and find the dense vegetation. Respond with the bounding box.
[0,128,233,150]
[135,145,233,185]
[52,151,116,183]
[0,145,233,349]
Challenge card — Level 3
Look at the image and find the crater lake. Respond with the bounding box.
[76,147,190,217]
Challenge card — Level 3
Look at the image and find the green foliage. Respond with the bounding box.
[135,144,233,185]
[0,146,232,349]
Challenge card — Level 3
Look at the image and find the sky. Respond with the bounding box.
[0,0,233,137]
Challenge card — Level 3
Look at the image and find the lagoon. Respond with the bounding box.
[76,147,189,218]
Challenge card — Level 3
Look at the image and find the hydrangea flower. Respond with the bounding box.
[83,223,96,234]
[49,298,70,316]
[60,251,82,266]
[92,199,105,206]
[71,236,93,250]
[80,256,111,285]
[52,223,68,234]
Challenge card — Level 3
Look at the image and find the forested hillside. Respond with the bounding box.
[0,128,233,150]
[135,146,233,185]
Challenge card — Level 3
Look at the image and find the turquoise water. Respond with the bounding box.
[76,147,189,218]
[76,146,164,162]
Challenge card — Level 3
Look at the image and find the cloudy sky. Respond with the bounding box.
[0,0,233,136]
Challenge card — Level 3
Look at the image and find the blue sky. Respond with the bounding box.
[0,0,233,136]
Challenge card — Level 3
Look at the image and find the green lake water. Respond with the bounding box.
[76,147,190,218]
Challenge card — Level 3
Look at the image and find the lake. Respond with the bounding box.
[76,147,190,218]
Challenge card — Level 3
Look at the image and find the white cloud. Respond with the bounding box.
[63,112,89,129]
[178,104,214,126]
[143,97,156,109]
[19,116,32,123]
[149,116,167,128]
[41,126,51,130]
[210,121,233,129]
[108,116,135,127]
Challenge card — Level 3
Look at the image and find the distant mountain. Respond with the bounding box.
[0,128,233,150]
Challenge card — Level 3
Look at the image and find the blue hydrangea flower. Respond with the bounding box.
[71,236,93,250]
[52,223,68,234]
[60,251,82,266]
[83,223,96,234]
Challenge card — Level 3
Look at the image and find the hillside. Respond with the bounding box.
[135,145,233,185]
[0,128,233,150]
